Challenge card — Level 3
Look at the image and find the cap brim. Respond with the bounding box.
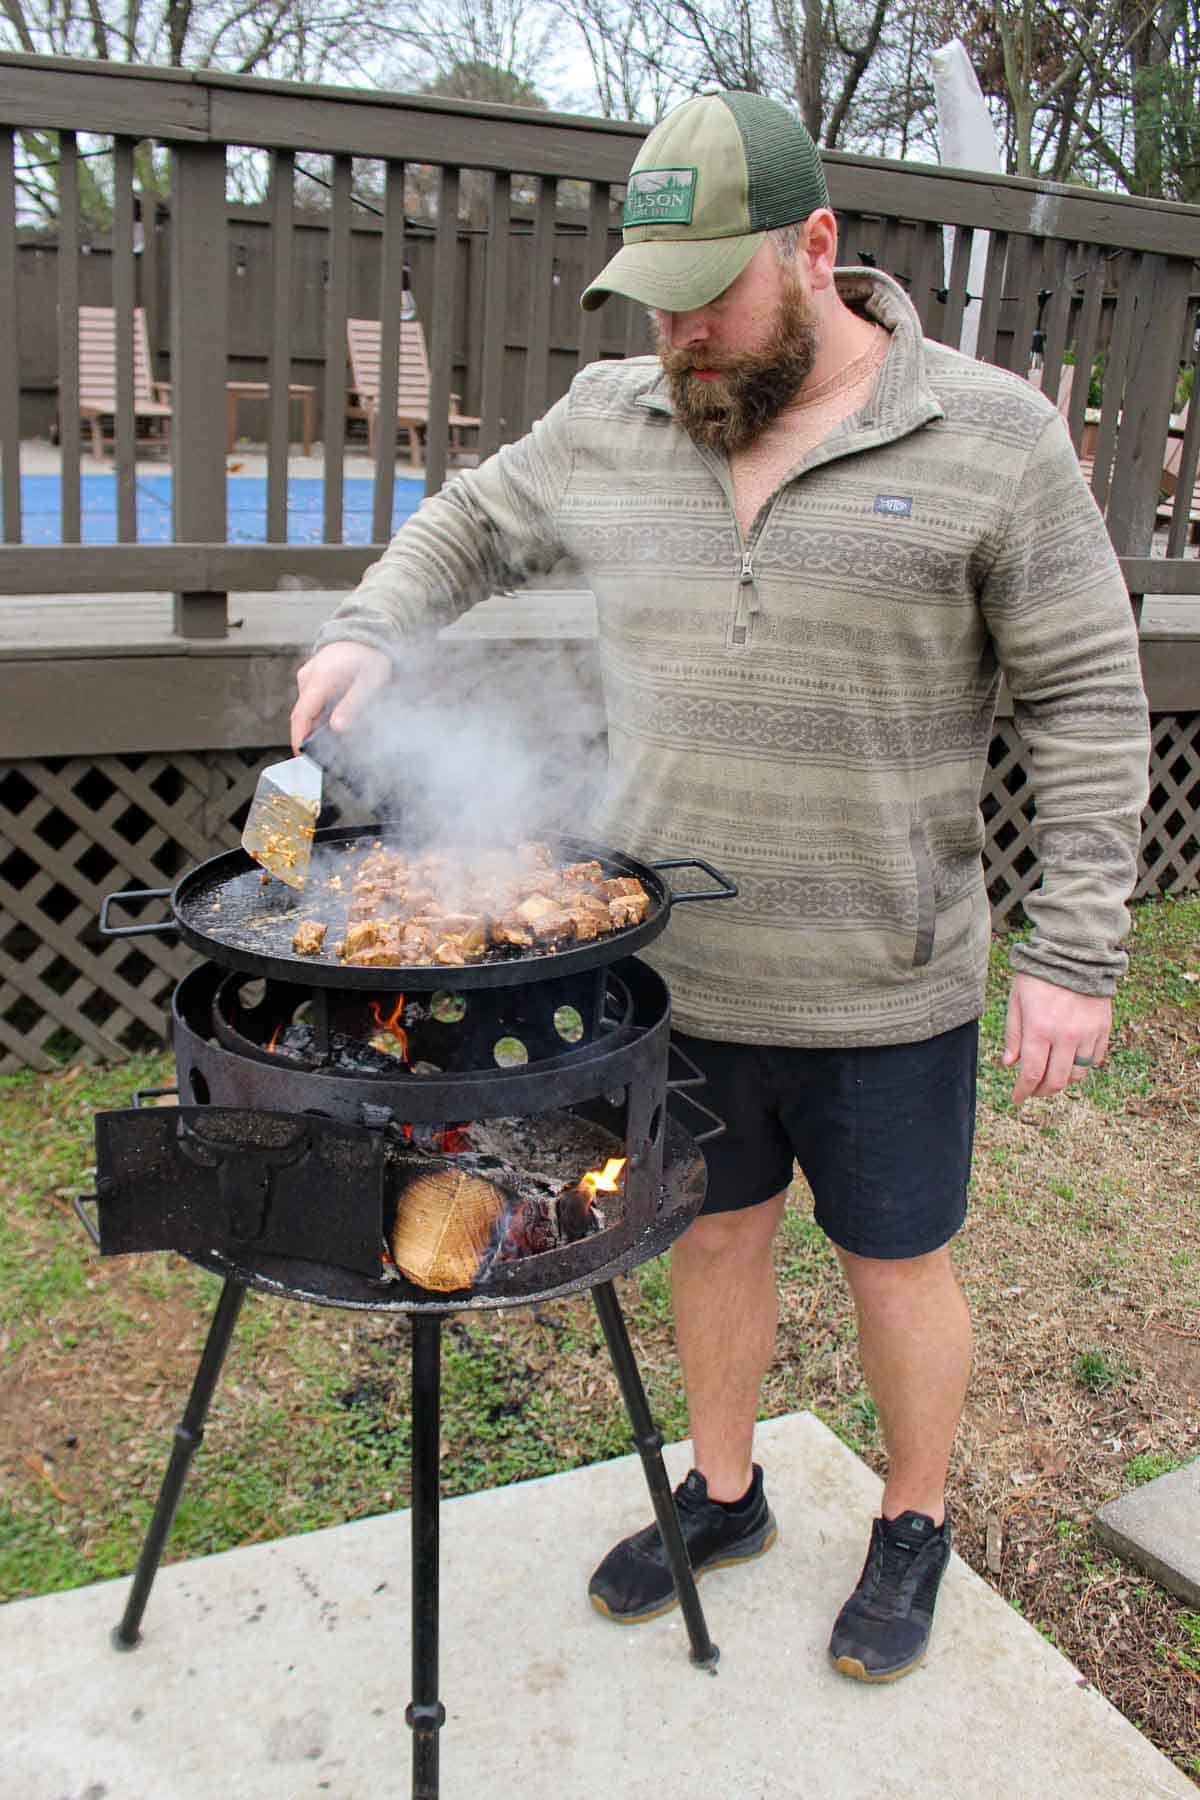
[580,232,764,313]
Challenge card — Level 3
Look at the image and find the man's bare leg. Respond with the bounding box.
[836,1244,972,1523]
[671,1190,789,1501]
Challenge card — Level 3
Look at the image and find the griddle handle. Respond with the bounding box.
[651,857,738,905]
[134,1086,180,1108]
[99,889,178,939]
[73,1194,102,1248]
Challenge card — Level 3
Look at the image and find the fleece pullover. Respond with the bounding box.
[312,269,1150,1047]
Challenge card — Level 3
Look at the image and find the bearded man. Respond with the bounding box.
[291,91,1150,1682]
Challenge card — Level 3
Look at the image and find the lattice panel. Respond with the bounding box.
[1135,712,1200,897]
[1,729,1196,1070]
[980,721,1039,925]
[0,748,347,1074]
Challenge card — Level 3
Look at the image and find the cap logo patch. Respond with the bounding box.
[874,494,913,517]
[624,168,697,228]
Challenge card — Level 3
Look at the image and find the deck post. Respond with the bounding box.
[170,143,229,639]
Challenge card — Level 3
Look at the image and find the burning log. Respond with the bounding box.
[389,1168,507,1291]
[387,1142,628,1291]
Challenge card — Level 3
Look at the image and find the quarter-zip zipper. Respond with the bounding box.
[732,547,758,646]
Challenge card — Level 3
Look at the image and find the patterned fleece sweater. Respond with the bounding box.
[312,269,1151,1046]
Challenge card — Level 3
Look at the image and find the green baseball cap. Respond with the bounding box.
[581,90,831,314]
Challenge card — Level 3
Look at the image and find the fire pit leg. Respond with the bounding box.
[407,1312,446,1799]
[112,1278,246,1651]
[590,1280,720,1672]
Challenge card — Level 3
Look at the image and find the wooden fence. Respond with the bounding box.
[0,52,1198,1070]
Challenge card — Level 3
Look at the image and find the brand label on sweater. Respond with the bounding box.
[874,494,914,517]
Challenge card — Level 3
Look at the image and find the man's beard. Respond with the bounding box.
[658,278,819,454]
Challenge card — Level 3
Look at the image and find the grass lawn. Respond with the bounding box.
[1,893,1198,1781]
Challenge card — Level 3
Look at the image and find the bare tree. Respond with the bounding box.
[2,0,402,222]
[935,0,1199,195]
[375,0,562,100]
[549,0,930,155]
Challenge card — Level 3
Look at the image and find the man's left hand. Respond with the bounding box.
[1002,973,1112,1106]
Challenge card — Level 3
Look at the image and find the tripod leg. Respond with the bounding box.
[591,1280,719,1671]
[113,1277,246,1650]
[407,1312,446,1800]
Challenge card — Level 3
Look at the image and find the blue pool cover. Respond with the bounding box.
[17,473,428,545]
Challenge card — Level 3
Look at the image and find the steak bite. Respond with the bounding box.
[607,879,651,927]
[292,919,328,956]
[514,894,574,941]
[563,893,613,940]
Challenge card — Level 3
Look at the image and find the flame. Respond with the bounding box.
[266,1021,282,1054]
[577,1157,626,1205]
[368,994,409,1061]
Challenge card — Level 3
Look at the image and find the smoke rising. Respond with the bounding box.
[325,633,606,855]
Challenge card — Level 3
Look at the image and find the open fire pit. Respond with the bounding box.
[81,830,735,1800]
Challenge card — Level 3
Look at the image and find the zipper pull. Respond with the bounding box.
[733,549,758,644]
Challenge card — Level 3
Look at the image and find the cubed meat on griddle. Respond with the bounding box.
[328,839,651,966]
[607,879,651,927]
[292,919,328,956]
[432,923,489,964]
[491,918,535,948]
[514,894,575,941]
[563,894,613,940]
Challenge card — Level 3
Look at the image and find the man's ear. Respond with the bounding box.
[802,208,839,290]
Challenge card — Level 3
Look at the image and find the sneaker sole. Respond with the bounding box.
[830,1649,925,1684]
[589,1520,779,1626]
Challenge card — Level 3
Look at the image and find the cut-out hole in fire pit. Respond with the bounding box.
[554,1004,584,1043]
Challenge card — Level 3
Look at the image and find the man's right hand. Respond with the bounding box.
[290,642,393,752]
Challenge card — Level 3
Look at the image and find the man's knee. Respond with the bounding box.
[677,1190,789,1264]
[836,1242,962,1316]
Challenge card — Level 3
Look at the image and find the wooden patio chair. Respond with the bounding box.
[1156,400,1200,542]
[72,305,172,461]
[1028,363,1097,482]
[346,317,480,465]
[1028,361,1076,417]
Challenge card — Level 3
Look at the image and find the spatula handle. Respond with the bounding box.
[299,720,344,772]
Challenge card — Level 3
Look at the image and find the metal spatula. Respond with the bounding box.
[242,723,347,890]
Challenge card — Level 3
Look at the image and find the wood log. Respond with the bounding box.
[389,1168,506,1291]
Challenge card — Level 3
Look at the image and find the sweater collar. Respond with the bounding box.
[634,267,944,437]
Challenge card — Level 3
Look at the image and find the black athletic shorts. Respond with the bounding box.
[673,1020,979,1260]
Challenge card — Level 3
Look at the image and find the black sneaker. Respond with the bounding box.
[589,1466,778,1625]
[829,1509,952,1683]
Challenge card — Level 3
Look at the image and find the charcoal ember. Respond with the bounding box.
[275,1023,315,1058]
[492,1195,558,1263]
[330,1032,402,1075]
[557,1184,600,1243]
[410,1121,454,1153]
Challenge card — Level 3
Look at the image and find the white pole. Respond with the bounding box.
[930,38,1003,362]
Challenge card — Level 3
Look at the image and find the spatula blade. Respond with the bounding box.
[241,756,322,889]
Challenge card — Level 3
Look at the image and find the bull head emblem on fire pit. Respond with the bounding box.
[176,1117,310,1242]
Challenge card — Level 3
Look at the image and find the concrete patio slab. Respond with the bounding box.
[2,1411,1193,1800]
[1096,1457,1200,1607]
